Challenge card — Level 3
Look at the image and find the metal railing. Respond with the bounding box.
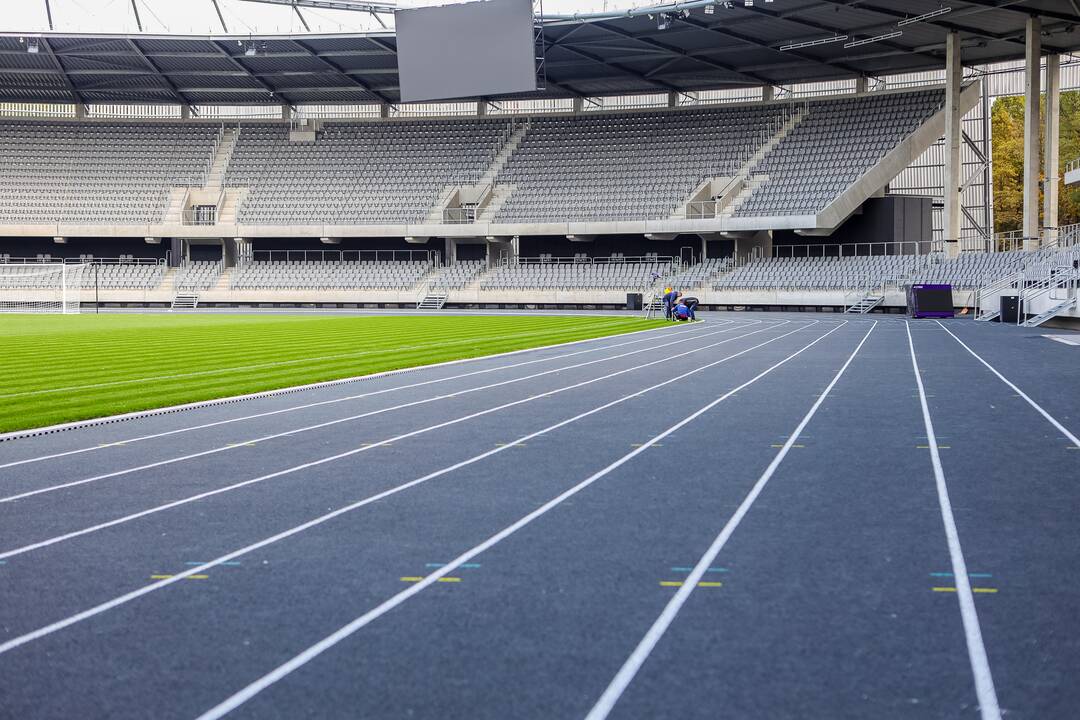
[1067,157,1080,174]
[772,240,934,258]
[0,256,164,266]
[685,201,718,219]
[516,255,675,265]
[182,206,217,226]
[443,207,478,224]
[244,249,434,266]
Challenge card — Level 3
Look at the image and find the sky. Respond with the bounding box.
[4,0,663,35]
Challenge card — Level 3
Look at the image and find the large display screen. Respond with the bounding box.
[396,0,538,103]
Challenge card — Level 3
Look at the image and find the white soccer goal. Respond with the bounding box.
[0,263,88,314]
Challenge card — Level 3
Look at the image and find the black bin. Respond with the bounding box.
[626,293,643,311]
[1000,295,1021,324]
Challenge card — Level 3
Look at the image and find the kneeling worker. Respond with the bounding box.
[673,299,692,321]
[682,296,699,321]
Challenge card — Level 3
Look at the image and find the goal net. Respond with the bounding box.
[0,263,88,314]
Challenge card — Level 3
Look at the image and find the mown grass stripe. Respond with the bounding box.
[0,314,664,433]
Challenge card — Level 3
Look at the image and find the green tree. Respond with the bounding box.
[991,91,1080,233]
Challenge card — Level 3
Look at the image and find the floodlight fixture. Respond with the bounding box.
[897,7,952,26]
[26,38,40,54]
[844,31,902,49]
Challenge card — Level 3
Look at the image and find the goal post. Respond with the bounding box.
[0,263,88,314]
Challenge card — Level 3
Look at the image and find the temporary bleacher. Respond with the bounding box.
[225,120,510,225]
[481,257,672,291]
[230,260,432,290]
[0,121,219,225]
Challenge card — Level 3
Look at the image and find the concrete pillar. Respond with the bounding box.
[667,91,679,108]
[477,101,488,116]
[1023,17,1042,250]
[572,97,584,114]
[762,85,774,102]
[379,102,390,119]
[223,238,237,268]
[1044,54,1061,246]
[180,105,191,120]
[855,76,868,94]
[943,32,963,258]
[444,237,457,265]
[280,103,291,120]
[74,104,86,119]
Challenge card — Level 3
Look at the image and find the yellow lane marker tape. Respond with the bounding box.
[659,581,723,588]
[933,587,997,594]
[400,577,461,583]
[151,574,208,580]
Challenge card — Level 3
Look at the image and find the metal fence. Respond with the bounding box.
[246,249,434,265]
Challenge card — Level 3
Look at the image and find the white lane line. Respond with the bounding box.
[0,323,723,470]
[0,319,651,400]
[913,322,1002,720]
[0,323,752,503]
[935,321,1080,448]
[583,320,876,720]
[0,321,836,658]
[190,321,850,720]
[0,322,797,559]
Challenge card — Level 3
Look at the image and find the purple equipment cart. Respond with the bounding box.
[908,284,955,319]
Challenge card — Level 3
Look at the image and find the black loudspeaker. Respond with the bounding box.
[626,293,643,311]
[1000,295,1021,324]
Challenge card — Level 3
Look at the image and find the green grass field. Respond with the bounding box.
[0,313,666,434]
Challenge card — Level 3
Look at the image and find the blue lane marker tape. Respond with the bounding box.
[426,562,481,569]
[930,572,993,578]
[186,561,242,567]
[0,560,6,565]
[671,566,728,573]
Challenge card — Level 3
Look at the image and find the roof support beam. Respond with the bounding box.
[44,0,55,31]
[293,4,311,32]
[208,39,294,106]
[125,38,193,109]
[38,37,85,109]
[591,21,773,87]
[952,0,1080,25]
[210,0,229,33]
[129,0,143,32]
[290,37,395,105]
[813,0,1033,50]
[550,43,680,94]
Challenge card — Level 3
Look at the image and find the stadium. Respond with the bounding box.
[0,0,1079,718]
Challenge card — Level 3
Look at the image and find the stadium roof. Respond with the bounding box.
[0,0,1078,107]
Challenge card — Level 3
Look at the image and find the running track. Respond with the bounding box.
[0,313,1078,720]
